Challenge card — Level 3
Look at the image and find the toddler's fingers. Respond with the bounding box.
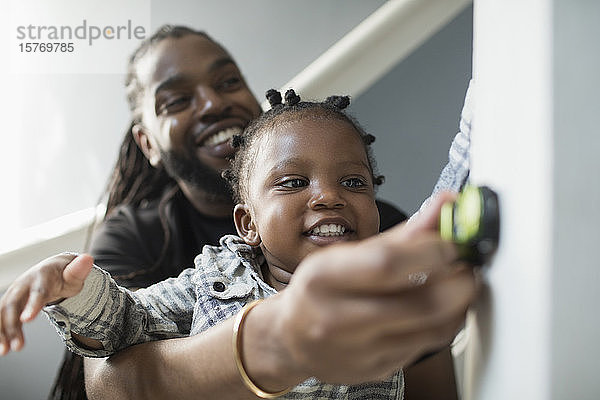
[62,254,93,295]
[0,317,8,355]
[0,287,28,354]
[0,337,7,356]
[19,287,46,323]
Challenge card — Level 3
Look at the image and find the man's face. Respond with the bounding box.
[240,118,381,276]
[134,34,262,196]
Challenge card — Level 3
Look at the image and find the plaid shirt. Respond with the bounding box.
[45,235,404,399]
[432,79,473,195]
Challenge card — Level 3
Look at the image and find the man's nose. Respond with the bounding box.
[308,184,346,210]
[194,86,232,121]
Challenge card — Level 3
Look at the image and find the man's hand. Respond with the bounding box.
[0,253,93,355]
[244,192,478,386]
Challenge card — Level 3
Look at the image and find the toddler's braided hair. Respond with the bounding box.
[223,89,384,203]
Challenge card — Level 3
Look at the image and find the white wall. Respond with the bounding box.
[464,0,600,399]
[465,1,553,398]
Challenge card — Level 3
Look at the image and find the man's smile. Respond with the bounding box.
[202,126,242,146]
[194,119,248,158]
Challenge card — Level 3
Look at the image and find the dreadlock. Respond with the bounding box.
[104,25,217,216]
[223,89,384,204]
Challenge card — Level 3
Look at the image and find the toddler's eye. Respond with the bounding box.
[280,178,308,188]
[341,178,366,188]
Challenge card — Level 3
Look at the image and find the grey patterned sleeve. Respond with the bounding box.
[431,79,473,195]
[44,265,196,357]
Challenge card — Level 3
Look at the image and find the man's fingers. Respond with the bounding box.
[300,233,459,294]
[62,254,93,295]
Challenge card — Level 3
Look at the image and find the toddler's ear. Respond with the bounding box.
[234,204,260,246]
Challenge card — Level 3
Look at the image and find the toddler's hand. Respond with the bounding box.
[0,253,93,355]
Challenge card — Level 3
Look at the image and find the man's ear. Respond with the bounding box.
[234,204,260,246]
[132,124,161,166]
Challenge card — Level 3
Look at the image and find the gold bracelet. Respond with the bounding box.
[232,299,293,398]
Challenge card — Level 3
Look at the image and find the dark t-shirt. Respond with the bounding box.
[89,189,407,288]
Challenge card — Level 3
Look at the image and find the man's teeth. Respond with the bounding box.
[204,127,242,146]
[309,224,346,237]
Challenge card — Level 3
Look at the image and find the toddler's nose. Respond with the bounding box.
[308,185,346,209]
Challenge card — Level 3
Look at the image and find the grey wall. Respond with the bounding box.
[353,5,473,214]
[552,0,600,398]
[0,1,472,397]
[0,298,64,400]
[150,0,389,100]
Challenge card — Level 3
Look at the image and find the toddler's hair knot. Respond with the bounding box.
[284,89,301,107]
[265,89,283,108]
[324,95,350,110]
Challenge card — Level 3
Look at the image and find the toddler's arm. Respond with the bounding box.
[0,253,94,355]
[1,253,195,358]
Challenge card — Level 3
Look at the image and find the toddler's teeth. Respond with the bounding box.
[310,224,346,237]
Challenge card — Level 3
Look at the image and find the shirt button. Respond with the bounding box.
[213,281,226,292]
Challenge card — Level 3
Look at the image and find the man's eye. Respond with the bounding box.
[160,96,191,114]
[341,178,366,188]
[280,178,307,188]
[220,76,242,90]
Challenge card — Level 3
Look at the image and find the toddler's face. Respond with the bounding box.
[238,118,380,281]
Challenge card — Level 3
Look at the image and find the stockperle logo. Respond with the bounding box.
[16,19,146,46]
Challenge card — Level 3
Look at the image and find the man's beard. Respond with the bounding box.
[159,149,233,202]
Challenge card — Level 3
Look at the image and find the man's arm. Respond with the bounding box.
[85,316,294,400]
[404,347,458,400]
